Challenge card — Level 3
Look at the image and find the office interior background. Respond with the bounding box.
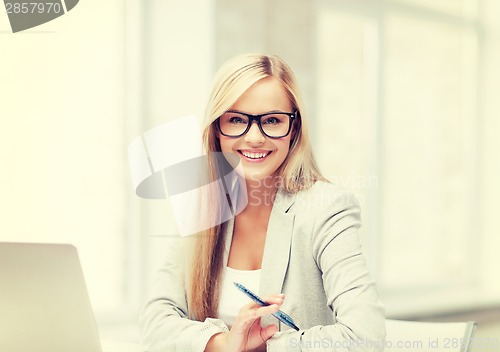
[1,0,499,348]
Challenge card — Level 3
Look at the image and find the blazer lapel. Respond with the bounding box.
[259,189,295,327]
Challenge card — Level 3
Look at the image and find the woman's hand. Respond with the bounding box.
[207,293,285,352]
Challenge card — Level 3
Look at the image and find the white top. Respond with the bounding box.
[218,266,261,328]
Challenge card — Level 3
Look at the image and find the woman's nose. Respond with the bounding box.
[244,121,265,144]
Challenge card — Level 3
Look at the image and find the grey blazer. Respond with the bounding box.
[139,181,386,351]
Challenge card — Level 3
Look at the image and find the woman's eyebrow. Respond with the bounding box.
[227,109,287,114]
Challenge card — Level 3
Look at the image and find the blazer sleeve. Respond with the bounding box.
[138,237,229,352]
[266,191,386,352]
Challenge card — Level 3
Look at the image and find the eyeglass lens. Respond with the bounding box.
[219,112,290,137]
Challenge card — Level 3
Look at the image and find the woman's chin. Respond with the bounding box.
[242,172,281,187]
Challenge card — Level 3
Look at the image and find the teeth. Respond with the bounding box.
[241,151,268,159]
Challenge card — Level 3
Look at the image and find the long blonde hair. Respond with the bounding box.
[189,54,324,321]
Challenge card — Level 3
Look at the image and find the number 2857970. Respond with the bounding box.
[5,2,62,14]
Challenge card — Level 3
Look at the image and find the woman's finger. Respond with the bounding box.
[241,293,285,311]
[254,303,280,318]
[235,303,280,331]
[263,293,285,301]
[263,294,285,304]
[233,293,285,334]
[260,323,279,341]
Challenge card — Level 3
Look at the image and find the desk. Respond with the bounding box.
[101,340,144,352]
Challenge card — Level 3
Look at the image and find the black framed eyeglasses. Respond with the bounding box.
[217,110,297,138]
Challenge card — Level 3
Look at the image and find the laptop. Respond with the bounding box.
[0,242,116,352]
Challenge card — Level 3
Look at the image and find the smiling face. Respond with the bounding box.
[217,77,295,183]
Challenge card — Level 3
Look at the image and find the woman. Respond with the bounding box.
[139,54,385,352]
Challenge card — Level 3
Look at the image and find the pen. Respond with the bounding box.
[233,282,300,331]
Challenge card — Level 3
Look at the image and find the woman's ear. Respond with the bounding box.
[290,117,300,143]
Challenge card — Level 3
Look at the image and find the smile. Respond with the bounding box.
[238,150,272,160]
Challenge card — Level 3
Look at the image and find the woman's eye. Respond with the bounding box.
[262,116,281,125]
[228,116,247,124]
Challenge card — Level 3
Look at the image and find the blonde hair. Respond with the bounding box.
[189,54,324,321]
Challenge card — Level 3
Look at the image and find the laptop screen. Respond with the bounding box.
[0,242,102,352]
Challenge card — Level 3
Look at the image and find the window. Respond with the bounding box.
[315,0,500,316]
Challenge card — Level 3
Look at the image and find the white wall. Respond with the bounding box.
[0,0,127,317]
[479,0,500,295]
